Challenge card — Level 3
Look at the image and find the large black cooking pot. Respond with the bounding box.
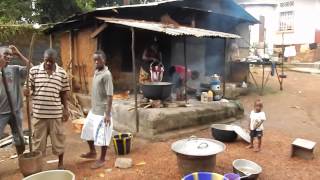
[211,124,238,142]
[141,82,173,100]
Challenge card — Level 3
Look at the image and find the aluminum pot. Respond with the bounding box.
[141,82,172,100]
[211,124,238,142]
[171,136,226,177]
[233,159,262,180]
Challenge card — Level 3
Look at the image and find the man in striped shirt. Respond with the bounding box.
[27,48,70,169]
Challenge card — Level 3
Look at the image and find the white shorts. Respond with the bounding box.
[80,111,113,146]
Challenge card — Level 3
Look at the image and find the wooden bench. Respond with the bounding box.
[291,138,316,160]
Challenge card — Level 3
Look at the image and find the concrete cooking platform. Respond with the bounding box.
[112,99,244,138]
[76,94,244,139]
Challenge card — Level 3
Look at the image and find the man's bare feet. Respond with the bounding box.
[254,148,261,152]
[246,145,254,149]
[57,164,64,170]
[80,152,97,159]
[90,160,105,169]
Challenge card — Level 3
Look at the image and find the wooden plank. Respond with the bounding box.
[90,23,108,38]
[131,27,139,133]
[183,37,187,103]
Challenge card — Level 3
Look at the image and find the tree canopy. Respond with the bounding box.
[0,0,159,24]
[0,0,96,24]
[0,0,33,23]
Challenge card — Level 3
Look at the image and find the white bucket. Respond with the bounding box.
[23,170,75,180]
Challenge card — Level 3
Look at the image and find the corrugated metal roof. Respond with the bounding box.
[97,17,241,39]
[96,0,181,10]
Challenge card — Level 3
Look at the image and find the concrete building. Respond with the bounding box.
[237,0,320,61]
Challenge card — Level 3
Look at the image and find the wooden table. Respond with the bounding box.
[291,138,316,160]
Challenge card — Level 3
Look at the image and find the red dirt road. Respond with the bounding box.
[0,71,319,180]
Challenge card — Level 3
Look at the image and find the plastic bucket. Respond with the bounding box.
[182,172,228,180]
[23,170,75,180]
[113,133,133,155]
[224,173,241,180]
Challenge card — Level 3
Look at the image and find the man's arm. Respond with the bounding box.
[142,49,157,62]
[61,70,71,122]
[104,95,113,125]
[254,119,264,130]
[104,73,114,125]
[9,45,33,67]
[61,91,69,122]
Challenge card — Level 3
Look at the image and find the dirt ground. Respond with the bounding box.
[1,70,320,180]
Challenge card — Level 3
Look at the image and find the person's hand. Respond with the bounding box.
[23,88,31,97]
[104,115,111,126]
[62,108,70,122]
[8,45,20,56]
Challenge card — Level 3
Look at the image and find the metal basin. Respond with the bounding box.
[23,170,75,180]
[233,159,262,180]
[182,172,227,180]
[171,137,226,177]
[141,82,173,100]
[211,124,238,142]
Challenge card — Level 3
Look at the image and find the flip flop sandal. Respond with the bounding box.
[80,152,97,159]
[90,161,105,169]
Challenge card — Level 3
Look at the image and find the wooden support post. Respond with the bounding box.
[223,39,228,97]
[69,31,74,91]
[131,28,139,133]
[73,31,83,92]
[49,34,53,48]
[261,64,265,95]
[183,37,187,103]
[26,33,36,152]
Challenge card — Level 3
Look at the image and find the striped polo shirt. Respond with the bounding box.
[28,63,70,119]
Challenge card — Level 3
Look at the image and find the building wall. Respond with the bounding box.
[170,37,206,79]
[60,28,97,94]
[75,28,97,94]
[241,0,320,46]
[240,3,277,52]
[1,32,53,65]
[60,32,71,71]
[274,0,319,45]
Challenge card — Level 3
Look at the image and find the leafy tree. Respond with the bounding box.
[76,0,96,11]
[34,0,83,23]
[0,0,33,23]
[96,0,159,7]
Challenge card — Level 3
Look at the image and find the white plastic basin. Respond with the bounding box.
[23,170,75,180]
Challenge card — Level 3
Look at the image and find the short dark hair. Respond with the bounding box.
[168,66,176,76]
[191,71,199,78]
[44,48,58,59]
[254,99,263,107]
[94,50,106,61]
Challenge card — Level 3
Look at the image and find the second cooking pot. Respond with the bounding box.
[171,136,226,176]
